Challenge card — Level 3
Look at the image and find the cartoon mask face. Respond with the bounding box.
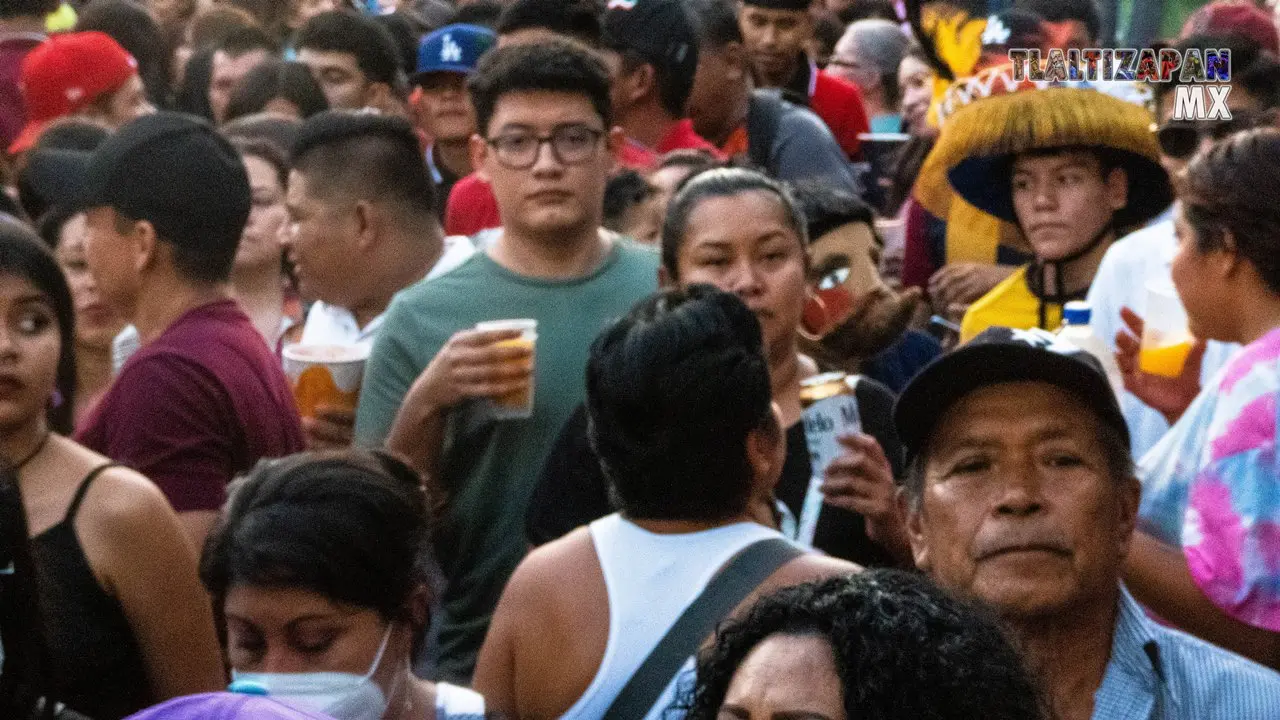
[800,221,923,364]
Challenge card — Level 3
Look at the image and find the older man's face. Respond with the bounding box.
[906,382,1140,621]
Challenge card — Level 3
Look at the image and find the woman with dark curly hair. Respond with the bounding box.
[680,570,1047,720]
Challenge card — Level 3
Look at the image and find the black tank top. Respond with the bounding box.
[29,465,153,720]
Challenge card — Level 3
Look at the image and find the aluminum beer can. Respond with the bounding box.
[796,372,863,546]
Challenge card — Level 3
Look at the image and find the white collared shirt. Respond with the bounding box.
[299,234,475,348]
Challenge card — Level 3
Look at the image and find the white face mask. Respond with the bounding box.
[229,624,397,720]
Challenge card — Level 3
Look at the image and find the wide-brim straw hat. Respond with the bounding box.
[941,84,1173,230]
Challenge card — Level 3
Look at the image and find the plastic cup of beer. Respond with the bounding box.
[282,344,369,420]
[475,319,537,420]
[1138,283,1194,378]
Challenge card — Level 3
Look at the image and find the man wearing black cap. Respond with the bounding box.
[738,0,870,159]
[599,0,720,169]
[76,112,305,546]
[895,327,1280,720]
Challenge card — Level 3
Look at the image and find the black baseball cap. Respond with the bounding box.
[71,112,250,251]
[602,0,699,95]
[741,0,811,11]
[894,327,1130,460]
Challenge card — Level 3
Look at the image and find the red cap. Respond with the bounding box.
[10,31,138,155]
[1181,2,1280,57]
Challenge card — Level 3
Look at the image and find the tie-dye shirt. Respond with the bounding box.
[1138,327,1280,632]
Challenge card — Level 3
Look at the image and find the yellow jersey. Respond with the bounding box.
[960,266,1066,343]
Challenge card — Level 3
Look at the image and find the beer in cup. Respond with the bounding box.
[475,319,537,420]
[1138,282,1195,378]
[282,344,369,420]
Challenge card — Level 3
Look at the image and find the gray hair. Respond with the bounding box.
[835,19,910,106]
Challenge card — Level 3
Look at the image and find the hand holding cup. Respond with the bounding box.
[416,320,537,417]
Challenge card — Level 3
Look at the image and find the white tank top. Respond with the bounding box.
[561,514,788,720]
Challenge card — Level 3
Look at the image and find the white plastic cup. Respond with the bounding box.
[475,319,537,420]
[282,344,369,419]
[1138,282,1194,378]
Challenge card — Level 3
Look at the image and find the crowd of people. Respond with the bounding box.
[0,0,1279,718]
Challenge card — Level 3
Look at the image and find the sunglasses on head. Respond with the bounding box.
[1155,111,1266,159]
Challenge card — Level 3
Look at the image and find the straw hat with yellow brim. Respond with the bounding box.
[942,85,1173,232]
[910,63,1047,259]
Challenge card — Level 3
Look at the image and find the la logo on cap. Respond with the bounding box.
[66,87,84,102]
[982,16,1012,45]
[441,34,462,63]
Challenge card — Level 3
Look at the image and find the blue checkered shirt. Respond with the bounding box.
[1092,586,1280,719]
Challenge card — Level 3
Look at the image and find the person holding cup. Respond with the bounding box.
[283,111,474,449]
[1117,129,1280,667]
[525,169,910,568]
[359,41,659,684]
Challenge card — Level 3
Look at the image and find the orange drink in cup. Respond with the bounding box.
[282,344,369,419]
[475,319,537,419]
[1138,283,1195,379]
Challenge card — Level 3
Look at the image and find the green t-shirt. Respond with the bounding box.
[355,238,659,682]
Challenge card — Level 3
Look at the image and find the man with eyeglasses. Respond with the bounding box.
[826,19,909,134]
[1086,34,1280,458]
[355,40,659,684]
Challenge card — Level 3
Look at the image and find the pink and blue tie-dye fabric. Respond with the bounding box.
[1138,327,1280,632]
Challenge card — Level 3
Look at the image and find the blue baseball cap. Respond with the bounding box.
[414,24,496,79]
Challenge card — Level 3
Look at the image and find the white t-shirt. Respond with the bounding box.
[1087,214,1239,458]
[299,234,475,348]
[435,682,485,719]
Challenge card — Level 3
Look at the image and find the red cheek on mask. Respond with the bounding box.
[801,285,857,338]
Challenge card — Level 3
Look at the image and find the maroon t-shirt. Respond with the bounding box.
[76,300,305,512]
[0,32,44,149]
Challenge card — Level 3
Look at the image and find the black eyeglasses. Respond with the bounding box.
[1155,111,1266,159]
[485,125,605,170]
[824,56,862,71]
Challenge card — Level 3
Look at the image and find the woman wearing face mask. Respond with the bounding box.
[0,222,224,719]
[527,168,911,567]
[36,208,125,428]
[203,449,487,720]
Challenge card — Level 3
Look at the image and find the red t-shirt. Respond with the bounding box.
[619,119,723,170]
[444,173,501,237]
[810,70,870,160]
[76,300,305,513]
[444,120,724,237]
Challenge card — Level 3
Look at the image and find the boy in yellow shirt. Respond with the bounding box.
[933,85,1173,341]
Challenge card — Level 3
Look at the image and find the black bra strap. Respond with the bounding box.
[65,464,119,523]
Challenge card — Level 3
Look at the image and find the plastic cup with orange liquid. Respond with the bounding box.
[281,344,369,420]
[475,319,537,420]
[1138,283,1195,379]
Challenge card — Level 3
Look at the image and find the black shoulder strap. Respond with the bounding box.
[745,90,784,173]
[64,464,118,523]
[602,537,803,720]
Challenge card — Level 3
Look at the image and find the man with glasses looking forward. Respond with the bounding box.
[355,40,659,684]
